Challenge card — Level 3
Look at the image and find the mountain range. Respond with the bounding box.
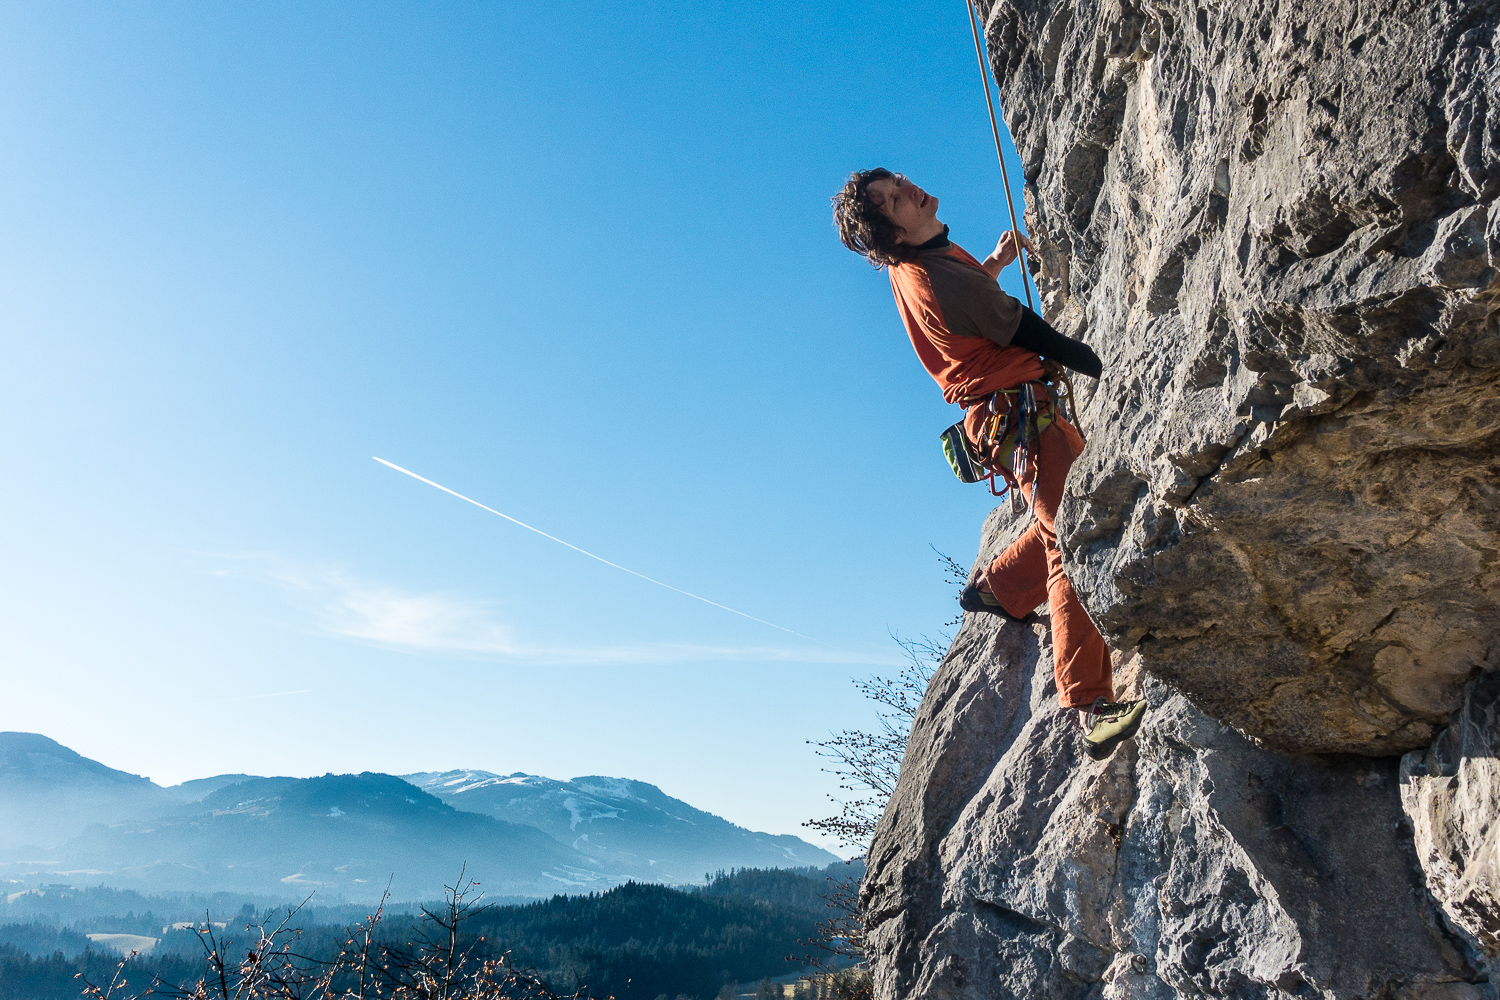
[0,733,838,903]
[405,770,833,883]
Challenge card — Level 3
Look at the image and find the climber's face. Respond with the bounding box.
[866,173,939,243]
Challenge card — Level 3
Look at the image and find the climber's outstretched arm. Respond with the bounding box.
[1009,308,1103,379]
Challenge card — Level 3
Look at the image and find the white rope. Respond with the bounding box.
[966,0,1036,310]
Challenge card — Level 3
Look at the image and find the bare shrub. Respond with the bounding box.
[804,626,944,856]
[798,550,958,984]
[79,873,603,1000]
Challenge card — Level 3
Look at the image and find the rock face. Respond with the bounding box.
[865,0,1500,992]
[982,0,1500,755]
[1403,671,1500,968]
[865,513,1482,999]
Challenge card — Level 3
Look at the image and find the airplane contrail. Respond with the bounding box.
[373,457,822,643]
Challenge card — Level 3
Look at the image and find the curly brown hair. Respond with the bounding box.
[831,167,916,269]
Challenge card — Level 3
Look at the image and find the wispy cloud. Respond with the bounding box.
[209,554,898,666]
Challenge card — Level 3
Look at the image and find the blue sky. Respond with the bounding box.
[0,1,1032,852]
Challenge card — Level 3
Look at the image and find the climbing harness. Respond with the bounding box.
[964,0,1035,311]
[977,382,1052,514]
[940,368,1084,513]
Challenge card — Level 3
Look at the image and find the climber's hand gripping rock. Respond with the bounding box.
[983,230,1033,279]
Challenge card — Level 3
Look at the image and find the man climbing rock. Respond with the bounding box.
[831,168,1146,761]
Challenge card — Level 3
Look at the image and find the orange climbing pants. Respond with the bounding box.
[978,416,1113,709]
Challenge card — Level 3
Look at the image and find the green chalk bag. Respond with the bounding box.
[940,422,989,484]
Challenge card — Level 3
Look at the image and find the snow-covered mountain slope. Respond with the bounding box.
[0,734,837,903]
[403,770,840,883]
[53,772,610,902]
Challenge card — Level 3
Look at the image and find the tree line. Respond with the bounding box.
[0,870,853,1000]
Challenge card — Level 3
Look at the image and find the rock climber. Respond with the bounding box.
[831,168,1147,761]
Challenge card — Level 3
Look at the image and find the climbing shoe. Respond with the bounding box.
[1080,698,1148,761]
[959,583,1031,623]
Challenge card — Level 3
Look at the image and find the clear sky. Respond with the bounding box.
[0,1,1033,854]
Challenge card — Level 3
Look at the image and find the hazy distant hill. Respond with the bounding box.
[0,733,173,853]
[162,773,263,803]
[0,735,841,904]
[0,734,263,853]
[55,772,611,902]
[403,770,840,882]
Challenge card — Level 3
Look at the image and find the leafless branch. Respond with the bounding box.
[78,873,604,1000]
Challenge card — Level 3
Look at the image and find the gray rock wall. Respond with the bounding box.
[864,0,1500,992]
[1403,672,1500,972]
[988,0,1500,755]
[865,513,1482,999]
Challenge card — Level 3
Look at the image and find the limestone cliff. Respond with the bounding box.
[863,0,1500,994]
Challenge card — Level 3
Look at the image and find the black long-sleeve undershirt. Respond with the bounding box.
[1011,307,1103,379]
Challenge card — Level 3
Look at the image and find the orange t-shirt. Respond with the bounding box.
[888,236,1043,405]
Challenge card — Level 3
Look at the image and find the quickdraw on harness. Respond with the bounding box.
[939,362,1083,514]
[1042,358,1082,430]
[978,382,1046,514]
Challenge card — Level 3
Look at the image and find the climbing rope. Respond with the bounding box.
[964,1,1087,441]
[965,0,1035,311]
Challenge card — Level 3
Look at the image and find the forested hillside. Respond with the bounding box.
[699,863,862,913]
[462,882,819,1000]
[0,867,850,1000]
